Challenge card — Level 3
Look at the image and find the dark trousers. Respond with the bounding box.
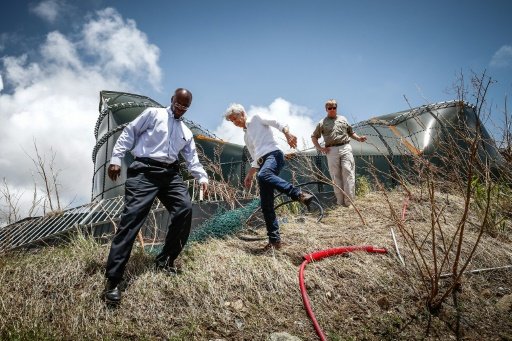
[257,150,301,243]
[105,160,192,281]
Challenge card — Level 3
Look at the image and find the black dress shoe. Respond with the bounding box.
[102,279,121,305]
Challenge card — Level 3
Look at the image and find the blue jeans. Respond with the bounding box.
[257,150,301,243]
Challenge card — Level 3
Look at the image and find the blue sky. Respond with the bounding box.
[1,0,511,214]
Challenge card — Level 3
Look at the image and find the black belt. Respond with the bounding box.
[326,141,349,147]
[135,157,180,169]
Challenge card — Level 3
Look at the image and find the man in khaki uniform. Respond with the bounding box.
[311,99,367,207]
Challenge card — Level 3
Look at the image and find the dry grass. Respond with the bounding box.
[1,189,511,340]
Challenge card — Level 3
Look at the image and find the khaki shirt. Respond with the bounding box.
[312,115,353,146]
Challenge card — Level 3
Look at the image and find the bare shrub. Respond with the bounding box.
[371,71,511,339]
[0,178,22,225]
[0,178,43,226]
[24,139,65,216]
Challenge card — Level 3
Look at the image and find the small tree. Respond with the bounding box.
[0,178,43,226]
[374,71,509,339]
[24,139,63,215]
[0,178,22,225]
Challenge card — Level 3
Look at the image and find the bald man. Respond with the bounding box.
[103,88,208,305]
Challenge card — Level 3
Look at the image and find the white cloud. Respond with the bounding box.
[0,74,3,92]
[213,98,316,153]
[490,44,512,68]
[30,0,61,23]
[82,8,162,91]
[41,31,81,69]
[0,8,161,220]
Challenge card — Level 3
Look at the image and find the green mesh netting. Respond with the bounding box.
[145,199,260,254]
[189,199,260,242]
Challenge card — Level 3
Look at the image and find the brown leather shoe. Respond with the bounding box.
[262,241,283,251]
[298,192,314,206]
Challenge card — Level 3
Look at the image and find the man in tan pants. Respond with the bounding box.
[311,99,367,207]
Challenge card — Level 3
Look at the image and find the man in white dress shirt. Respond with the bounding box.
[224,103,313,251]
[103,88,208,305]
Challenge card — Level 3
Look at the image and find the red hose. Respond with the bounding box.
[299,245,387,340]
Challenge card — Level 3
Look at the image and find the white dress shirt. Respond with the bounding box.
[110,107,208,183]
[244,114,288,168]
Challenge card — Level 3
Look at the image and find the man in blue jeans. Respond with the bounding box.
[224,103,313,250]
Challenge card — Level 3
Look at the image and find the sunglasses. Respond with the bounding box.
[173,102,189,111]
[327,107,337,110]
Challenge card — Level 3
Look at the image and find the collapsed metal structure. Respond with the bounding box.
[0,91,502,253]
[290,100,502,186]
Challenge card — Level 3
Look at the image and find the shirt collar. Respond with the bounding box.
[166,106,183,121]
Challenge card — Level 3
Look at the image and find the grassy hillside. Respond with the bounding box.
[1,190,511,340]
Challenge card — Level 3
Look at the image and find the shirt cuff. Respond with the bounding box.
[109,156,122,166]
[251,160,260,168]
[198,176,208,184]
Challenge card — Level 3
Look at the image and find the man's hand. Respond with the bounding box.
[244,167,258,189]
[200,181,208,199]
[285,132,298,149]
[319,147,330,154]
[311,136,329,154]
[352,133,367,143]
[108,164,121,181]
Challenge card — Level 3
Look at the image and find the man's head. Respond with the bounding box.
[224,103,247,128]
[325,99,337,118]
[171,88,193,119]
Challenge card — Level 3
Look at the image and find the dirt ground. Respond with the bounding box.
[1,189,511,340]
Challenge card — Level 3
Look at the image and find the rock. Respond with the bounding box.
[396,305,406,315]
[269,332,302,341]
[377,296,391,310]
[497,287,508,297]
[232,299,244,311]
[293,321,304,327]
[234,318,244,330]
[496,294,512,313]
[481,288,492,299]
